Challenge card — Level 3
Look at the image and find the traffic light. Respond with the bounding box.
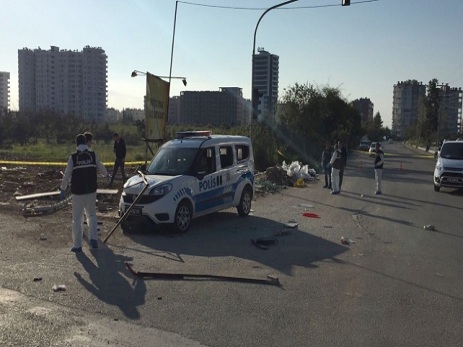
[252,88,263,120]
[342,0,350,6]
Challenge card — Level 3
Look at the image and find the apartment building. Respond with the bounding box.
[392,80,462,139]
[0,71,10,114]
[18,45,107,122]
[178,87,245,126]
[438,85,462,136]
[252,48,279,121]
[392,80,426,139]
[352,98,374,125]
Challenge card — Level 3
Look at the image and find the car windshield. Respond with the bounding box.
[440,143,463,160]
[147,147,199,175]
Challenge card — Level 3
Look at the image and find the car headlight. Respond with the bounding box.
[149,183,172,197]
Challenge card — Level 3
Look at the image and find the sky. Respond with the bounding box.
[2,0,463,128]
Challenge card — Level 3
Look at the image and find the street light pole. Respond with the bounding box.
[169,1,179,87]
[251,0,298,135]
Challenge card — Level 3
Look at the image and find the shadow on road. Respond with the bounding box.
[119,212,348,278]
[74,247,146,319]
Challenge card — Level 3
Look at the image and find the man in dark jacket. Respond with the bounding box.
[338,140,347,191]
[109,132,127,187]
[374,142,384,195]
[321,141,333,189]
[60,134,108,252]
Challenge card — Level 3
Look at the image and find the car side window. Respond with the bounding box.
[219,146,234,169]
[236,145,249,162]
[197,147,216,175]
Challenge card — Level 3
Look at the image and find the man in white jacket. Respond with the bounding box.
[60,134,109,252]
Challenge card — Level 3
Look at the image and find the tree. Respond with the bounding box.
[424,78,440,143]
[277,82,362,166]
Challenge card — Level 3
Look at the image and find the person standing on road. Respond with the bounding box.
[109,132,127,187]
[374,142,384,195]
[60,134,109,252]
[321,141,333,189]
[329,143,343,195]
[338,140,347,191]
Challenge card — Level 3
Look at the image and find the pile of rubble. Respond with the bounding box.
[255,161,318,195]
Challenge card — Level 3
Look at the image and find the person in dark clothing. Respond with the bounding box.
[321,141,333,189]
[338,140,347,191]
[374,142,384,195]
[109,132,127,186]
[60,134,108,252]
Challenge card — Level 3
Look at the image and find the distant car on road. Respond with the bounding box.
[359,141,370,151]
[369,143,377,156]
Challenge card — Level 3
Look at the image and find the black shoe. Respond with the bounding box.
[89,239,98,249]
[322,185,328,188]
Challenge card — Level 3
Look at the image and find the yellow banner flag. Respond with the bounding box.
[145,73,170,140]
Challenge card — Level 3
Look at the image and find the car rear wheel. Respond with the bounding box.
[173,200,192,233]
[237,186,252,217]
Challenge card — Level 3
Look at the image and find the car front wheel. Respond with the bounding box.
[433,184,440,192]
[237,186,252,217]
[173,200,192,232]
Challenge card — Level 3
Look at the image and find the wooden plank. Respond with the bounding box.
[16,188,119,201]
[96,189,119,195]
[15,191,59,201]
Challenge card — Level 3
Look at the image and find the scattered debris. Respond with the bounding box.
[33,277,42,282]
[22,196,71,217]
[341,237,355,245]
[39,233,47,241]
[251,237,278,250]
[294,178,305,188]
[299,203,314,209]
[285,221,298,228]
[254,161,318,195]
[52,284,67,292]
[303,212,320,218]
[424,224,436,231]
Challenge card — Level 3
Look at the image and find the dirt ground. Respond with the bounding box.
[0,164,124,216]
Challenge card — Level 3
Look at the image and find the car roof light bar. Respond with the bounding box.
[176,130,212,139]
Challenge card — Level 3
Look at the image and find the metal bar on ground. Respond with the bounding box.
[125,263,280,286]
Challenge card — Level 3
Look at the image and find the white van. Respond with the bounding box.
[119,131,255,232]
[433,140,463,191]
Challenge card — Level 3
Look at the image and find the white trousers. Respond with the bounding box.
[375,168,383,192]
[331,168,340,193]
[72,192,97,248]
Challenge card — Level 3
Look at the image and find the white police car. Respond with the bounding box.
[433,140,463,192]
[119,131,255,232]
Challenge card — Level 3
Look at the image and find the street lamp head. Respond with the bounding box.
[131,71,138,78]
[182,78,187,86]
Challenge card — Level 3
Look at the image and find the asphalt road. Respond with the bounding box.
[1,142,462,347]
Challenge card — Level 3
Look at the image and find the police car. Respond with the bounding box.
[119,131,255,232]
